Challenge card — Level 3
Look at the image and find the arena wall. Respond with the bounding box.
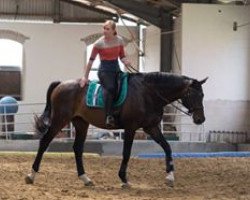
[0,139,237,156]
[181,4,250,140]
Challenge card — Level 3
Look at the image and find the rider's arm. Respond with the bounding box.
[83,60,93,80]
[119,40,130,66]
[80,46,98,87]
[83,46,98,78]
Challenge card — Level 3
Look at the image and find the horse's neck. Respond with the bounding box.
[153,85,185,104]
[129,73,188,103]
[143,73,188,104]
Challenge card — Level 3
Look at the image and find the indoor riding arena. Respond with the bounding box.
[0,1,250,200]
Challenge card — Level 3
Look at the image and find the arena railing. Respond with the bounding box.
[0,102,205,142]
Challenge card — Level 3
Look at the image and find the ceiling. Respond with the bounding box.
[0,0,249,28]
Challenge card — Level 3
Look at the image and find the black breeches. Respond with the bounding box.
[98,71,120,116]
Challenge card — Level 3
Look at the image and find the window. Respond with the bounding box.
[0,39,23,100]
[0,39,22,67]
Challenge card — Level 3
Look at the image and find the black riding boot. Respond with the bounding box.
[105,91,116,128]
[106,115,115,128]
[98,70,119,129]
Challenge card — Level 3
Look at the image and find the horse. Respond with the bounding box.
[25,72,207,187]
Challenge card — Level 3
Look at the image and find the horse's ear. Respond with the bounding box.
[199,77,208,85]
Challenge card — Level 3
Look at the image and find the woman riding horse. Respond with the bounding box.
[25,71,207,188]
[80,20,131,128]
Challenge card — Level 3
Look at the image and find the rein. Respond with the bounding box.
[148,84,192,116]
[125,64,192,116]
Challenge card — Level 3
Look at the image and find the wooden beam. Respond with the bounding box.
[106,0,162,27]
[60,0,117,18]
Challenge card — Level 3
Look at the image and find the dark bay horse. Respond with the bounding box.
[25,72,207,187]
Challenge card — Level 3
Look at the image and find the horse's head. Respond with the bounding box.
[181,77,208,125]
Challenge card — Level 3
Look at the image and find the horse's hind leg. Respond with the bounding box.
[143,125,175,187]
[71,117,93,186]
[25,119,66,184]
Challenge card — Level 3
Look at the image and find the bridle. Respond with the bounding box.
[153,86,204,117]
[179,87,204,115]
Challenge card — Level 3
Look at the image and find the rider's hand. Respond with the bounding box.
[124,60,131,67]
[80,77,88,88]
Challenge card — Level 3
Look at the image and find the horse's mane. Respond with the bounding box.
[142,72,192,89]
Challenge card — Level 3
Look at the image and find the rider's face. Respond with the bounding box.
[103,24,115,38]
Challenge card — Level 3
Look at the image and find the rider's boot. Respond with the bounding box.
[105,115,115,128]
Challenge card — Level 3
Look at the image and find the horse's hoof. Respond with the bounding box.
[84,181,94,187]
[25,176,34,184]
[166,179,174,188]
[166,172,174,187]
[121,182,131,189]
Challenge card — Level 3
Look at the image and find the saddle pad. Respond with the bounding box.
[86,73,128,108]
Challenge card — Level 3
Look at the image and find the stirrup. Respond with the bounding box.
[106,115,115,128]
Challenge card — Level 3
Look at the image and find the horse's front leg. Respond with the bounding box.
[72,117,94,186]
[118,130,135,188]
[143,126,175,187]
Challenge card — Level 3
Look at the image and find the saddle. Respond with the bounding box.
[86,72,129,108]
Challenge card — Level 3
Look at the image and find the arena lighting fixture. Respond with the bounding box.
[95,5,117,14]
[71,0,122,15]
[69,0,147,24]
[73,0,91,6]
[217,0,247,3]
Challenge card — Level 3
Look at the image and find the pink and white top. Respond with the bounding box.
[89,36,126,62]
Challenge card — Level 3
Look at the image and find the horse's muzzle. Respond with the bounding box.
[193,110,205,125]
[194,117,205,125]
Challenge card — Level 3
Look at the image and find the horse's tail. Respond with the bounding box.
[35,81,61,136]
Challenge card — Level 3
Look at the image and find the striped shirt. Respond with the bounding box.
[89,36,125,61]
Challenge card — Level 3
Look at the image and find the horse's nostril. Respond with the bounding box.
[196,120,201,124]
[194,117,205,125]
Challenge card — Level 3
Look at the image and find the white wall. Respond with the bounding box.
[173,16,182,74]
[182,4,250,139]
[182,4,250,100]
[143,25,161,72]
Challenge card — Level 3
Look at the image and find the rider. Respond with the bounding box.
[80,20,131,128]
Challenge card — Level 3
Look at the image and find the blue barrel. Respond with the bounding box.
[0,96,19,114]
